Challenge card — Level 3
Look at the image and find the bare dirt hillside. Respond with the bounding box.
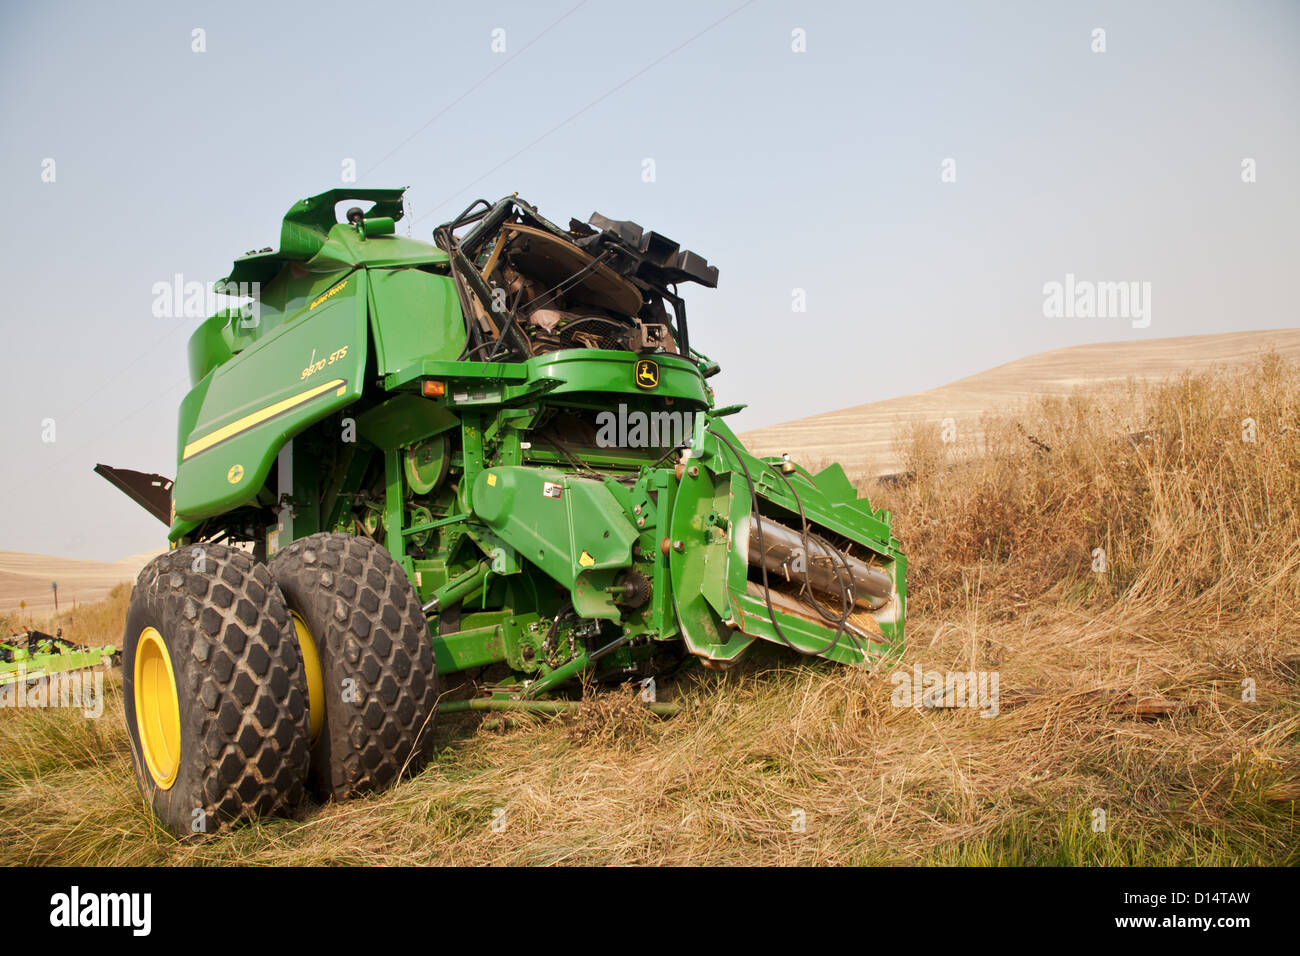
[742,329,1300,477]
[0,549,160,615]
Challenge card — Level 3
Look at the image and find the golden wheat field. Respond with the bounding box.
[1,354,1296,866]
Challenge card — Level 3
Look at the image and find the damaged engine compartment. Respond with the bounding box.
[431,196,718,363]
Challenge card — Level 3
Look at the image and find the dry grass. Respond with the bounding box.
[1,357,1297,865]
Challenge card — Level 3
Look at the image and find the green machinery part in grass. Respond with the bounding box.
[97,189,907,835]
[0,629,118,687]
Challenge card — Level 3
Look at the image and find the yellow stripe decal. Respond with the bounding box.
[182,379,346,461]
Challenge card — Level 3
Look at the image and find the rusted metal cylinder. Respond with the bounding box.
[746,517,893,610]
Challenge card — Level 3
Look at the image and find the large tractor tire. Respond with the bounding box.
[122,544,311,837]
[269,532,438,801]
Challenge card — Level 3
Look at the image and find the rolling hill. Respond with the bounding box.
[0,549,160,615]
[741,329,1300,477]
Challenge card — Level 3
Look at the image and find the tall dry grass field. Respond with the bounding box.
[1,357,1296,865]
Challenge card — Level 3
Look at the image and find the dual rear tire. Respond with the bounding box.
[122,534,437,836]
[123,544,309,836]
[270,533,439,800]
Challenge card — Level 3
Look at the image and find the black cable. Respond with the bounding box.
[520,249,614,315]
[544,600,575,647]
[704,429,870,659]
[462,340,500,361]
[534,432,609,479]
[768,464,858,628]
[436,223,482,361]
[647,441,686,472]
[487,287,527,361]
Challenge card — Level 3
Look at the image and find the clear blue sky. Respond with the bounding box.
[2,0,1297,559]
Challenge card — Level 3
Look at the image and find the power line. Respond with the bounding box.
[360,1,591,182]
[412,0,758,228]
[54,317,194,424]
[12,375,190,494]
[8,1,757,507]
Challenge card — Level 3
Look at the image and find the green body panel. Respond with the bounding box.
[385,350,709,408]
[669,464,754,663]
[172,272,368,523]
[434,621,507,673]
[142,187,907,702]
[522,350,709,406]
[367,268,464,373]
[471,466,638,620]
[354,393,458,452]
[222,189,430,288]
[666,416,906,667]
[172,225,464,531]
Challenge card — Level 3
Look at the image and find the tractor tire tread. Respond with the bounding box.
[270,532,437,800]
[124,544,310,836]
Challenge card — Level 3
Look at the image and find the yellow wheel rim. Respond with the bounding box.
[134,627,181,790]
[291,612,325,744]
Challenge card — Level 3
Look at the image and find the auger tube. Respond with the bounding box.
[744,516,893,610]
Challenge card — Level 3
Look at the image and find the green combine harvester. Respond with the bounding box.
[0,628,117,687]
[98,190,907,835]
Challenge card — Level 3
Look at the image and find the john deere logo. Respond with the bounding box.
[634,359,659,389]
[227,464,245,484]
